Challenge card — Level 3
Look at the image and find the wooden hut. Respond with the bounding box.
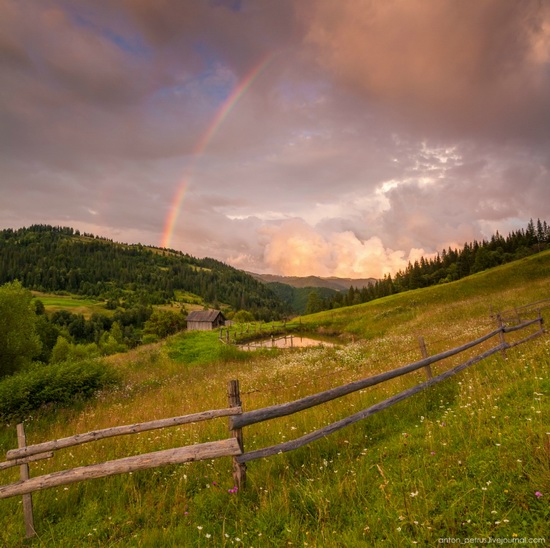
[186,310,226,331]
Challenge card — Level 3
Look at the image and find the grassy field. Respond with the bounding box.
[31,291,205,317]
[1,252,549,546]
[31,292,111,318]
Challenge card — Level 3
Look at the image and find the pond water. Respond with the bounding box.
[238,334,337,351]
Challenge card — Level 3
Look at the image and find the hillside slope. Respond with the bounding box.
[249,271,376,290]
[300,249,550,340]
[0,225,287,319]
[0,251,548,545]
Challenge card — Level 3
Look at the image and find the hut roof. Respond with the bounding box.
[187,310,225,322]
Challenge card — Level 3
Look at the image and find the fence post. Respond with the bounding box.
[16,423,36,539]
[496,314,507,358]
[227,380,246,491]
[417,336,433,379]
[537,310,545,334]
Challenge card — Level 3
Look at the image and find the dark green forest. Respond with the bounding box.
[0,225,289,381]
[266,282,339,314]
[0,225,287,319]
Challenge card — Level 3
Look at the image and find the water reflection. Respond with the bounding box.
[238,334,336,351]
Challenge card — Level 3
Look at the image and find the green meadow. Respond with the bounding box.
[31,292,110,318]
[1,252,549,546]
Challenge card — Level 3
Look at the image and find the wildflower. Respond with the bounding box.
[535,491,543,498]
[410,491,419,497]
[197,526,203,530]
[205,533,211,538]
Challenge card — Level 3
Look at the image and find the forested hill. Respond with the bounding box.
[0,225,287,320]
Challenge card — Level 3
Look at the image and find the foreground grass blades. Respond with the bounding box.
[0,252,548,546]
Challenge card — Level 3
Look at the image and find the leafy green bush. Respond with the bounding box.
[0,359,119,422]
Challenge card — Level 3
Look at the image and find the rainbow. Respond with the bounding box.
[161,53,274,249]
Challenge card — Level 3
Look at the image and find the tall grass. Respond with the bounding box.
[0,252,548,546]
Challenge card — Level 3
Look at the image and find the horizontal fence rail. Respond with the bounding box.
[0,439,241,500]
[495,298,550,324]
[0,451,54,472]
[231,326,506,430]
[236,343,506,463]
[7,407,242,461]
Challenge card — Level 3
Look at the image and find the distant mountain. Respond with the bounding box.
[263,282,339,315]
[247,273,377,314]
[0,225,288,320]
[248,272,377,291]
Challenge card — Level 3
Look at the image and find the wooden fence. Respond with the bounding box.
[0,407,243,538]
[491,298,550,325]
[219,319,302,345]
[1,310,545,539]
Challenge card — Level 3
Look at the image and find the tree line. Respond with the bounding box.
[305,219,550,313]
[0,225,288,321]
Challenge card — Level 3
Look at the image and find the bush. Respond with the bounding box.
[0,359,119,422]
[0,280,42,376]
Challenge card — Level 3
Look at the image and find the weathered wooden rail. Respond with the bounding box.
[492,298,550,324]
[6,407,241,461]
[1,307,545,540]
[0,439,241,499]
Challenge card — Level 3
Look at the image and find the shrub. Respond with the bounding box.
[0,359,119,423]
[0,280,42,376]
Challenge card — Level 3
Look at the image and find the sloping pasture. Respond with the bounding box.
[1,252,548,546]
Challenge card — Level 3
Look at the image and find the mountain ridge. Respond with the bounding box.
[247,272,377,291]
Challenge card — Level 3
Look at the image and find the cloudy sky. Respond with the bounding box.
[2,0,549,278]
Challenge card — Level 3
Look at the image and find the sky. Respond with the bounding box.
[1,0,549,279]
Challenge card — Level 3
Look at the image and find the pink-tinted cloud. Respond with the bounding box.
[1,0,549,279]
[303,0,550,142]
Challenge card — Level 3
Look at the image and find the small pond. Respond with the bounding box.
[238,334,339,351]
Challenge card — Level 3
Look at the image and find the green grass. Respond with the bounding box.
[1,252,549,546]
[173,290,204,305]
[32,293,110,318]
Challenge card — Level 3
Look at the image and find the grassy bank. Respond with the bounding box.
[0,253,548,546]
